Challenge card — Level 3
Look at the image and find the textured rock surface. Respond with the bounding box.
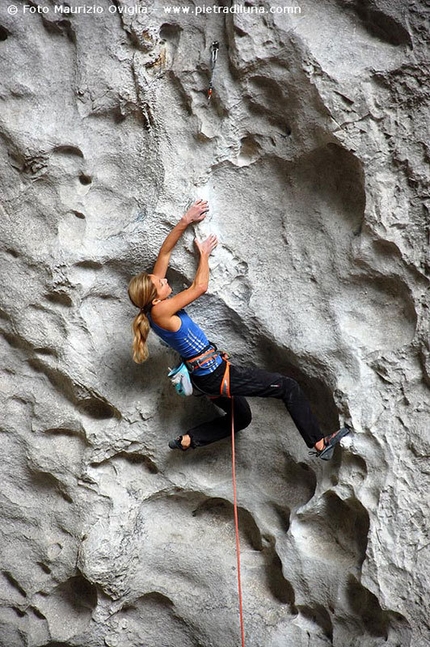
[0,1,429,646]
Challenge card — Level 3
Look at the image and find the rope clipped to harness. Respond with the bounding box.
[230,397,246,647]
[184,345,245,643]
[207,40,219,101]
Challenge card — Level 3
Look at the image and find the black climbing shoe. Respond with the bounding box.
[311,427,351,461]
[168,436,192,451]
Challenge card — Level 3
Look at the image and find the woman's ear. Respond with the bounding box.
[152,298,161,305]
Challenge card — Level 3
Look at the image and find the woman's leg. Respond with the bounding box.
[185,395,252,447]
[181,360,323,449]
[228,364,323,448]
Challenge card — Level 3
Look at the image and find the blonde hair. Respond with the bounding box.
[128,272,158,363]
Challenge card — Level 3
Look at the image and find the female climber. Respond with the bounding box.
[128,199,350,459]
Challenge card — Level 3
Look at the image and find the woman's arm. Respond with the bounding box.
[152,200,209,278]
[151,235,218,328]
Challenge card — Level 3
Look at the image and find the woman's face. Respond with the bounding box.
[149,274,172,301]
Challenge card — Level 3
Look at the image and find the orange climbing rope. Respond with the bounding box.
[231,397,246,647]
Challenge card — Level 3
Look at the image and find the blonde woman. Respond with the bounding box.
[128,200,350,458]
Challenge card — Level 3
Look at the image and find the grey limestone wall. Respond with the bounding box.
[0,1,429,646]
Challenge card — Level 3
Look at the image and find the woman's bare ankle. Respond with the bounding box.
[314,438,325,452]
[181,434,191,449]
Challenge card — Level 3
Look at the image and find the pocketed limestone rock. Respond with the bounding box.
[0,1,429,646]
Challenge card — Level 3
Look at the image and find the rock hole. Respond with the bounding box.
[79,173,92,185]
[35,347,58,358]
[272,503,291,532]
[75,260,103,270]
[30,606,46,620]
[265,550,296,607]
[38,562,52,574]
[53,145,84,158]
[44,291,73,307]
[238,136,261,166]
[0,25,8,41]
[346,575,390,637]
[28,469,73,504]
[159,22,181,44]
[42,17,76,43]
[112,452,159,474]
[323,492,370,564]
[297,604,333,639]
[79,396,120,420]
[193,497,263,550]
[3,572,27,597]
[348,2,411,46]
[43,427,84,440]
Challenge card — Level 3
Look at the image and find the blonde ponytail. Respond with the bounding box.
[128,272,158,363]
[132,311,151,363]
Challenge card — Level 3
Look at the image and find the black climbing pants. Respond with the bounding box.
[189,361,323,449]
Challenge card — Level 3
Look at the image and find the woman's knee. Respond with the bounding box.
[233,397,252,430]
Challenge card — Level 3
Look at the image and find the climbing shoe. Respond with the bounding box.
[311,427,351,461]
[168,436,193,451]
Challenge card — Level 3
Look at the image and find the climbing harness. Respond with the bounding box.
[184,343,220,372]
[207,40,219,101]
[184,343,231,397]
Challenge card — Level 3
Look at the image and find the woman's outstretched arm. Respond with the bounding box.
[152,200,209,278]
[150,234,218,329]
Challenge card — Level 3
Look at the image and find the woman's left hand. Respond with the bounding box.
[195,234,218,256]
[182,199,209,225]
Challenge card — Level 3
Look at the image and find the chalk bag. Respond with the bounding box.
[168,362,193,397]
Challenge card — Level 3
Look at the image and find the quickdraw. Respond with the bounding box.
[207,40,219,101]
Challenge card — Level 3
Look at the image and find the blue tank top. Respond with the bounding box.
[148,309,222,376]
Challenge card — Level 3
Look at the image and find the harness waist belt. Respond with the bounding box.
[184,343,220,372]
[185,344,232,398]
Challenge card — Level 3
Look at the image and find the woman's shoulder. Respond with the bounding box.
[150,305,183,333]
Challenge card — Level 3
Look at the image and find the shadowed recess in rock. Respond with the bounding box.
[58,573,98,611]
[34,573,98,643]
[43,426,88,444]
[52,145,84,158]
[90,451,159,474]
[41,15,76,43]
[346,575,412,642]
[44,290,73,307]
[0,25,9,41]
[295,492,370,565]
[2,572,27,598]
[296,603,333,640]
[110,591,199,647]
[288,143,365,233]
[335,0,412,46]
[28,357,121,420]
[264,547,297,607]
[27,468,73,504]
[192,497,263,551]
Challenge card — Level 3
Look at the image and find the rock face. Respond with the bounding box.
[0,1,429,646]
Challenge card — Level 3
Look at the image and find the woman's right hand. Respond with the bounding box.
[195,234,218,256]
[182,199,209,225]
